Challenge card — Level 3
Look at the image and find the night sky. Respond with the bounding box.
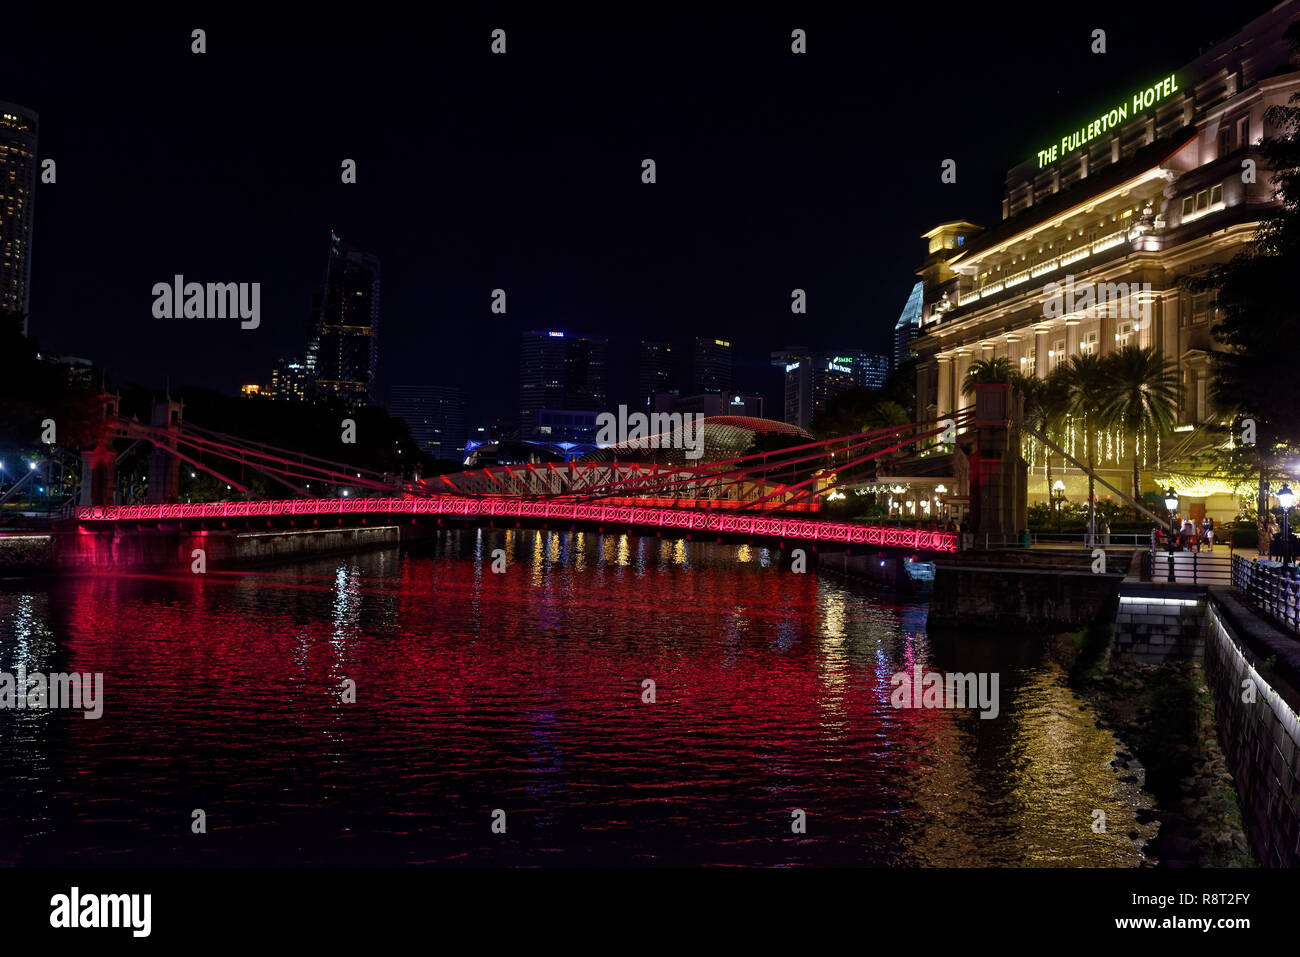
[1,1,1271,426]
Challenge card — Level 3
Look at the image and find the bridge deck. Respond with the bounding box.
[76,497,957,552]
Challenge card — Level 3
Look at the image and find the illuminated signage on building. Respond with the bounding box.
[548,331,564,337]
[827,361,851,373]
[785,362,800,373]
[1036,74,1179,169]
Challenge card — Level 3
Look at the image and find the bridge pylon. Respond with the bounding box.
[145,396,184,504]
[78,392,122,507]
[966,383,1028,540]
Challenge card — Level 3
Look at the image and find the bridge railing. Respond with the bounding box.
[1232,554,1300,636]
[75,497,960,552]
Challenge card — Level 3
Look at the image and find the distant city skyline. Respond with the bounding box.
[0,3,1270,430]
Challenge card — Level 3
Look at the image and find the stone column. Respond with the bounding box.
[936,356,953,418]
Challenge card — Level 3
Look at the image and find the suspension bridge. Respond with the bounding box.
[64,396,990,553]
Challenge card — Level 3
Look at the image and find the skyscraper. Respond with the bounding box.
[690,337,732,394]
[638,339,677,409]
[389,385,467,462]
[893,282,923,370]
[270,357,312,402]
[518,330,608,434]
[0,102,38,334]
[771,348,891,430]
[306,231,380,405]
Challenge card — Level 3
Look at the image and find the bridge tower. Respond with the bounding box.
[78,392,121,507]
[145,395,184,504]
[966,383,1028,539]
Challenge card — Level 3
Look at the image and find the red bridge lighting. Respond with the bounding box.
[75,498,958,552]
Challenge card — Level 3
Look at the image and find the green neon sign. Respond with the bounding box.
[1036,74,1179,169]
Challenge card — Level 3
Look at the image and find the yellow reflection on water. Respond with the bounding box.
[899,668,1156,866]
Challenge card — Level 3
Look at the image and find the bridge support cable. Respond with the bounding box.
[540,409,975,505]
[739,419,960,511]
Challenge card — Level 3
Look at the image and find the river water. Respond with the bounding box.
[0,530,1155,866]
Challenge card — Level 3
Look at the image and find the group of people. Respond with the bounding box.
[1156,516,1215,551]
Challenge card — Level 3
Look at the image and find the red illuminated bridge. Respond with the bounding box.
[69,402,974,554]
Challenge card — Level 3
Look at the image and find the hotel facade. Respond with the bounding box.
[912,2,1300,521]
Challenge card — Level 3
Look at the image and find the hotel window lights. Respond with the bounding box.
[1052,339,1066,368]
[1192,292,1210,324]
[1117,321,1133,347]
[1079,331,1098,355]
[1181,184,1223,220]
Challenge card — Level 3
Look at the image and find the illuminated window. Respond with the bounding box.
[1117,321,1133,347]
[1192,292,1210,324]
[1079,331,1098,355]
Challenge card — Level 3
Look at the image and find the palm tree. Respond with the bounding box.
[961,356,1015,395]
[1016,368,1072,493]
[1098,345,1179,514]
[1058,353,1110,542]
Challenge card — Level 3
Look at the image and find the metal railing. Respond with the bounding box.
[1147,546,1232,585]
[1232,554,1300,635]
[1032,532,1151,546]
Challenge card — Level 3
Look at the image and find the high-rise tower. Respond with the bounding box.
[0,102,38,334]
[306,231,381,405]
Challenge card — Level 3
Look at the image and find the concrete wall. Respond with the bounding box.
[930,558,1123,632]
[1113,584,1206,662]
[1201,592,1300,867]
[50,525,405,572]
[0,534,57,576]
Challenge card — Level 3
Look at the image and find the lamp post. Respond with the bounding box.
[1278,484,1295,567]
[1052,479,1065,533]
[1163,487,1179,583]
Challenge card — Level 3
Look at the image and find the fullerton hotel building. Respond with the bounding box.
[911,1,1300,522]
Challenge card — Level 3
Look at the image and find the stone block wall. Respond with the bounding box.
[1202,596,1300,867]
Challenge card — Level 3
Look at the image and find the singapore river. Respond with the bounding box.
[0,530,1155,866]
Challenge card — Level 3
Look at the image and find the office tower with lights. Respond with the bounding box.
[690,337,733,394]
[518,330,608,435]
[893,282,924,369]
[271,357,313,402]
[0,102,38,334]
[389,385,468,461]
[638,339,677,409]
[306,231,380,406]
[772,348,890,429]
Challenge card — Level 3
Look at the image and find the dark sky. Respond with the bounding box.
[1,0,1274,426]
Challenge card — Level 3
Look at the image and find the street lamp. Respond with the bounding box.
[1052,480,1065,533]
[1278,484,1295,567]
[1163,487,1179,582]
